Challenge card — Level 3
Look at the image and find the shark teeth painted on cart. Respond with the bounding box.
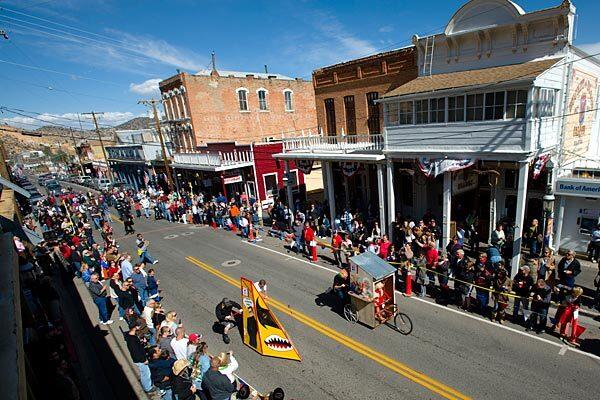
[264,335,293,351]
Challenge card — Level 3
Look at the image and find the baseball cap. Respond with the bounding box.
[188,333,202,342]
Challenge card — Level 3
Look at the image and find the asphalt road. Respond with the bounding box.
[105,213,599,400]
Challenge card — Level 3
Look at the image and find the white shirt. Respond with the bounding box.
[170,337,189,360]
[141,306,154,327]
[254,282,267,293]
[218,355,239,383]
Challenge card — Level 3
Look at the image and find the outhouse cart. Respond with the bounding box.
[343,252,413,335]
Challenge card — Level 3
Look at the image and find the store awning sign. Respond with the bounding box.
[555,179,600,198]
[223,175,243,184]
[452,170,478,195]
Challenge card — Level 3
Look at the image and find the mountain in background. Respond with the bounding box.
[111,117,152,131]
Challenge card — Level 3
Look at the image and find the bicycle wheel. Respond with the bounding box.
[343,304,358,323]
[393,312,413,335]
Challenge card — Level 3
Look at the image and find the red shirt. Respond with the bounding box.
[425,247,439,268]
[332,234,342,249]
[304,227,315,243]
[379,240,391,259]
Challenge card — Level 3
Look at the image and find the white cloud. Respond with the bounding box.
[129,78,162,95]
[0,111,137,130]
[282,11,377,72]
[378,25,394,33]
[16,23,206,75]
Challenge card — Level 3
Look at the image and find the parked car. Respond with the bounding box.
[95,178,112,191]
[45,179,61,193]
[76,175,92,185]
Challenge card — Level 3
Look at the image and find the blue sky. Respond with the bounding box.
[1,0,599,130]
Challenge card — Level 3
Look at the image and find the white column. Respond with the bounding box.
[168,98,176,120]
[511,161,530,277]
[174,95,182,119]
[489,185,497,244]
[285,161,295,213]
[180,94,189,118]
[324,161,336,224]
[386,158,395,241]
[553,195,566,253]
[377,163,386,235]
[163,103,172,121]
[442,171,452,249]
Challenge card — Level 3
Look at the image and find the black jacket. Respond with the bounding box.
[202,369,236,400]
[557,257,581,281]
[215,301,241,322]
[173,371,196,400]
[124,333,146,363]
[512,273,534,296]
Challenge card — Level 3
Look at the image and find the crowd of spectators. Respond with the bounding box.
[92,183,597,346]
[25,186,291,399]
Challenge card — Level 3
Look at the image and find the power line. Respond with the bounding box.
[0,16,172,69]
[0,58,127,86]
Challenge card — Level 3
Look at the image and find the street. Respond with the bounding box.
[112,214,600,400]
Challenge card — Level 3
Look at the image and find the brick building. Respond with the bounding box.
[275,47,417,219]
[159,68,317,152]
[312,46,417,135]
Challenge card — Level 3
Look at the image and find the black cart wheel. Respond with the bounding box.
[343,304,358,323]
[393,312,413,335]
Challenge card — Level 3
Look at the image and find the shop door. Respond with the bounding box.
[246,181,257,199]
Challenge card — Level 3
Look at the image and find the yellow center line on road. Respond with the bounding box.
[186,255,471,400]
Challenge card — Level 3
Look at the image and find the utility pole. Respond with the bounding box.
[138,99,174,192]
[69,128,85,176]
[82,111,114,182]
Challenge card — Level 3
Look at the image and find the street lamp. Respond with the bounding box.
[542,160,555,249]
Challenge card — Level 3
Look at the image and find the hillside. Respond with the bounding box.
[112,117,152,131]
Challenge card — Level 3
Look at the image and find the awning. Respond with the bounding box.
[0,176,31,198]
[171,161,254,172]
[273,152,384,162]
[381,58,560,99]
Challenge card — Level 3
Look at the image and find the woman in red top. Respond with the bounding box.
[303,222,315,260]
[378,234,391,259]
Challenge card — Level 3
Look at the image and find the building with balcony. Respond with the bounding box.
[158,63,317,152]
[376,0,600,273]
[276,46,417,224]
[171,141,305,206]
[106,129,172,190]
[276,0,600,275]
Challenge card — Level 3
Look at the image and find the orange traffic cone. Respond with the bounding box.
[248,224,255,242]
[405,269,412,296]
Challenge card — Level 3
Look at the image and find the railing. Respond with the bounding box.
[283,133,384,153]
[173,150,254,166]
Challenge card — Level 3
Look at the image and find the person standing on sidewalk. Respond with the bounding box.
[141,196,151,219]
[88,273,113,325]
[526,279,552,334]
[124,322,156,393]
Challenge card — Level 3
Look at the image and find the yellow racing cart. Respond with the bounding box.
[343,252,413,335]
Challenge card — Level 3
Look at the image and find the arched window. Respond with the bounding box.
[257,88,268,111]
[283,89,294,111]
[236,88,249,111]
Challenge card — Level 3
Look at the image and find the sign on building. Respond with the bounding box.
[555,178,600,198]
